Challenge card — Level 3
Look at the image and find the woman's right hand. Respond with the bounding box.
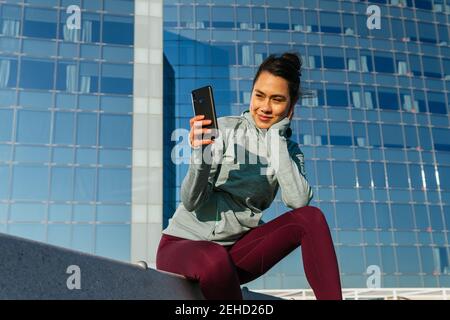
[189,115,215,148]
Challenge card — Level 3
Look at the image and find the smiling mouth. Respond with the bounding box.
[258,114,272,121]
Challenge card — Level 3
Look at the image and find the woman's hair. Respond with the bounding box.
[252,52,303,106]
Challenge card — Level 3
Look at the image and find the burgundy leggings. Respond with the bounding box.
[156,206,342,300]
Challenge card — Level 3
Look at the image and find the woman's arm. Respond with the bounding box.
[181,124,225,212]
[267,124,313,209]
[180,147,217,212]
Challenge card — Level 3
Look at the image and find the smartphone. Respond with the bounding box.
[191,85,219,139]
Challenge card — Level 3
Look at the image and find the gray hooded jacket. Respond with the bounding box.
[162,110,313,245]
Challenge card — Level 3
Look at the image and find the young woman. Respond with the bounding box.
[156,52,342,300]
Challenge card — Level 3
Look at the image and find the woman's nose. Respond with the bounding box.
[259,100,272,113]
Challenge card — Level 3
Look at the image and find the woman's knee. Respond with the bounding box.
[291,206,328,227]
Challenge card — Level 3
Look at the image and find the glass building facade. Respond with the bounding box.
[1,0,450,293]
[163,0,450,289]
[0,0,135,262]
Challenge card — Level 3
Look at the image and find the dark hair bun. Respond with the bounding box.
[281,52,301,72]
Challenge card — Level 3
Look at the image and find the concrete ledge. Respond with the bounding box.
[0,233,280,300]
[0,233,204,299]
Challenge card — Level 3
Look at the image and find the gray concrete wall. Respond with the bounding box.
[0,233,203,299]
[0,233,280,300]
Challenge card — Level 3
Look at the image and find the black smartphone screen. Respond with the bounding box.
[191,85,219,139]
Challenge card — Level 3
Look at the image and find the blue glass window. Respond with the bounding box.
[104,0,134,14]
[16,110,51,144]
[50,167,73,201]
[359,52,373,73]
[356,15,369,37]
[97,204,130,223]
[0,165,9,199]
[429,205,444,231]
[0,4,21,37]
[323,56,345,70]
[382,124,404,148]
[368,124,382,148]
[76,113,97,146]
[329,122,352,146]
[438,166,450,190]
[320,12,342,34]
[387,164,409,188]
[418,127,432,150]
[397,247,420,273]
[0,109,13,142]
[0,58,18,88]
[98,168,131,202]
[336,203,361,229]
[74,168,96,201]
[9,223,45,242]
[99,149,131,166]
[326,89,348,107]
[409,55,423,77]
[103,15,134,45]
[391,19,404,41]
[316,160,332,186]
[23,8,57,39]
[267,8,289,30]
[290,7,305,31]
[20,59,54,90]
[56,61,76,92]
[405,20,417,41]
[376,204,391,229]
[433,128,450,152]
[418,22,437,43]
[414,205,430,230]
[164,6,178,29]
[12,165,49,200]
[378,89,399,110]
[333,162,356,187]
[371,163,386,188]
[53,112,74,145]
[103,46,133,63]
[195,5,210,29]
[60,12,101,43]
[361,203,376,229]
[95,224,130,261]
[374,55,395,74]
[438,24,449,45]
[428,92,447,114]
[414,0,433,9]
[76,148,97,165]
[423,56,442,78]
[423,165,438,189]
[356,163,371,187]
[72,224,94,253]
[404,126,418,149]
[207,6,234,29]
[101,63,132,95]
[99,114,132,148]
[48,224,71,247]
[305,10,319,32]
[338,247,365,273]
[409,164,424,189]
[10,203,46,222]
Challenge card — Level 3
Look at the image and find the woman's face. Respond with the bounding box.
[250,71,295,129]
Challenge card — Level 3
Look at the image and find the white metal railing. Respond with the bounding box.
[252,288,450,300]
